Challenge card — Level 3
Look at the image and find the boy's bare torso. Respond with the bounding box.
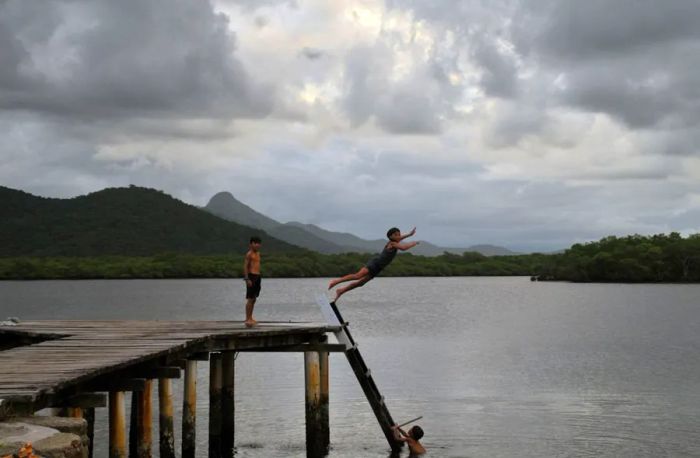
[407,438,426,455]
[246,250,260,274]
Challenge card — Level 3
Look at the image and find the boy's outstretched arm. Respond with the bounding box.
[394,240,420,251]
[398,227,417,241]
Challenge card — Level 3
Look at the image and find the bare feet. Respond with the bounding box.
[244,318,257,328]
[328,279,337,290]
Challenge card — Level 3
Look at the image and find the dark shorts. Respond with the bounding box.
[246,274,261,299]
[365,261,382,278]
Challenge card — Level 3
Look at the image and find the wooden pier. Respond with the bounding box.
[0,320,345,457]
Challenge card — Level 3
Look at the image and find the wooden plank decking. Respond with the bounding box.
[0,320,338,411]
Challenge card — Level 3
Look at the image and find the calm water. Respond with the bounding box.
[1,277,699,457]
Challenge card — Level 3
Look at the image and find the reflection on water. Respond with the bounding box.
[2,277,699,457]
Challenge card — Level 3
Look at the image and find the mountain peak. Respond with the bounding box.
[207,191,237,205]
[204,191,281,232]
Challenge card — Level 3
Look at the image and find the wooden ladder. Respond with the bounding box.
[316,294,403,451]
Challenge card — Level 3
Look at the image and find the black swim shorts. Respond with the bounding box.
[246,273,262,299]
[365,261,382,277]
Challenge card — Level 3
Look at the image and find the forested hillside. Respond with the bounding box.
[0,186,302,256]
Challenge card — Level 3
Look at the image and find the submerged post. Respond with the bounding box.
[109,391,127,458]
[221,351,236,458]
[182,360,197,458]
[305,350,326,457]
[158,379,176,458]
[319,351,330,451]
[129,391,139,457]
[85,407,95,458]
[209,353,223,458]
[136,380,153,457]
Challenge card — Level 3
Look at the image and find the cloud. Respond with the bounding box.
[300,47,326,60]
[1,0,700,252]
[0,0,274,120]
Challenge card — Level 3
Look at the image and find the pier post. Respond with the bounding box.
[319,350,330,451]
[129,380,153,457]
[209,353,223,458]
[158,379,176,458]
[129,391,138,457]
[182,360,197,458]
[85,407,96,458]
[221,351,236,458]
[305,350,326,457]
[109,391,127,458]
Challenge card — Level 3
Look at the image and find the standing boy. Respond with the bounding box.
[328,227,419,302]
[243,236,262,327]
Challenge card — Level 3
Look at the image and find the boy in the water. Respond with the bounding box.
[328,227,419,301]
[391,423,426,455]
[243,236,262,327]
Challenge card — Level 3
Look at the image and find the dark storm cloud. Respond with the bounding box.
[0,0,274,120]
[300,47,326,60]
[512,0,700,131]
[392,0,700,145]
[471,34,518,99]
[529,1,700,60]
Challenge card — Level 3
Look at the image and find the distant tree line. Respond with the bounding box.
[0,251,544,280]
[533,233,700,282]
[1,233,699,282]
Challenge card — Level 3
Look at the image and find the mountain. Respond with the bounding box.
[284,222,517,256]
[204,193,353,254]
[0,186,302,257]
[206,192,519,256]
[206,191,280,232]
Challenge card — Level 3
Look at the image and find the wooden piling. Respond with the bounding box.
[85,407,95,458]
[209,353,223,458]
[158,379,176,458]
[182,360,197,458]
[135,379,153,457]
[129,384,154,457]
[129,391,139,457]
[305,351,326,457]
[109,391,127,458]
[319,351,330,451]
[221,351,235,458]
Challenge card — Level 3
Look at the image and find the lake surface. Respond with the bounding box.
[1,277,699,457]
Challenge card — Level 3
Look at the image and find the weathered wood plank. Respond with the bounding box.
[0,320,337,414]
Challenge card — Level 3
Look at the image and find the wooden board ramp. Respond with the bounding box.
[316,294,403,452]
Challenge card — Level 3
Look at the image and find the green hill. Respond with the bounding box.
[0,186,302,257]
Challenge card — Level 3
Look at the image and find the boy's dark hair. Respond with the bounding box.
[386,227,400,239]
[410,425,424,440]
[250,236,262,244]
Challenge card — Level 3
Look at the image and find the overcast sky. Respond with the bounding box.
[2,0,699,252]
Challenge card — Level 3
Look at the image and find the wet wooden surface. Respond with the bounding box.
[0,320,336,408]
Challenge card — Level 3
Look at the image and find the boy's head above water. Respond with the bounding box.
[386,227,400,240]
[249,236,262,250]
[409,425,424,440]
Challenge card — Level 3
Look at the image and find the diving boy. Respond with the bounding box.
[243,236,262,327]
[328,227,419,302]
